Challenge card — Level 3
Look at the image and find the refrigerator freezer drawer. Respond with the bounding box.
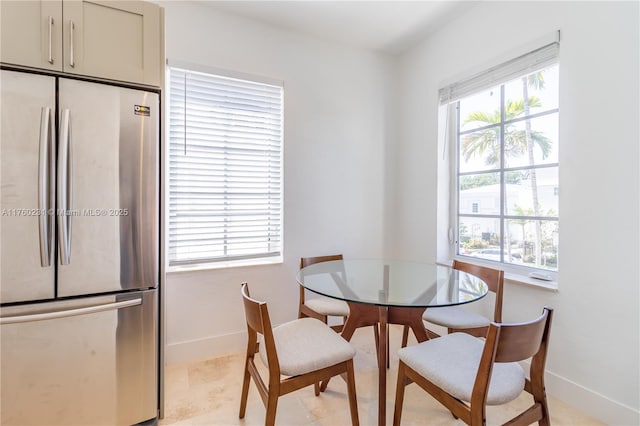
[0,289,158,425]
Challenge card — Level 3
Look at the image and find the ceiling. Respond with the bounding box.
[197,1,478,54]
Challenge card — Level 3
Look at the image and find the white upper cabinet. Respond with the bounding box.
[1,1,163,87]
[0,1,63,72]
[62,1,163,86]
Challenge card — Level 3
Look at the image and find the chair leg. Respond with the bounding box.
[322,312,361,392]
[401,325,409,348]
[239,358,252,419]
[319,379,329,392]
[345,360,360,426]
[469,405,485,426]
[393,361,407,426]
[387,324,390,369]
[530,381,551,426]
[265,394,279,426]
[374,325,380,352]
[313,314,330,393]
[538,398,551,426]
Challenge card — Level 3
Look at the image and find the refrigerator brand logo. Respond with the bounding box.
[134,105,150,116]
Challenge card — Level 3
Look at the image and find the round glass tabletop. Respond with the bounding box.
[297,259,488,308]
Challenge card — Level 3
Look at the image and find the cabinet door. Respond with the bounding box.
[63,0,162,86]
[0,1,63,71]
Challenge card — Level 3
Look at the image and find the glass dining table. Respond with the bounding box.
[296,259,489,426]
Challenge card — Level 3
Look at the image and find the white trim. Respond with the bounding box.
[165,330,247,364]
[436,103,459,266]
[167,255,283,274]
[519,361,640,425]
[504,271,557,291]
[167,58,283,88]
[447,255,559,291]
[545,372,640,425]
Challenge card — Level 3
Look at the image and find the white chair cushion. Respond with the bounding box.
[305,297,349,316]
[398,332,525,405]
[423,306,491,329]
[260,318,356,376]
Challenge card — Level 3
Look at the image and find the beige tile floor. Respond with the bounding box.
[160,325,605,426]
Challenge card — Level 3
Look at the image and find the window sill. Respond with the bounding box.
[167,256,283,275]
[444,257,559,291]
[503,271,558,291]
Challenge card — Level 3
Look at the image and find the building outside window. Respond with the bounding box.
[439,38,559,276]
[167,66,284,267]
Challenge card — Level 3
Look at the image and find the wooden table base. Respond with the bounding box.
[323,302,430,426]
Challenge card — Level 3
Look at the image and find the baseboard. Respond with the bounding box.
[544,367,639,425]
[165,330,246,364]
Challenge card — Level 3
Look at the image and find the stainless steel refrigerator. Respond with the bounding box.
[0,69,159,425]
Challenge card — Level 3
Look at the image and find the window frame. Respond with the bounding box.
[453,74,559,278]
[166,63,284,270]
[436,37,560,286]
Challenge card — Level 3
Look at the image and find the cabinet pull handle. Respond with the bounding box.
[69,20,75,68]
[47,16,54,64]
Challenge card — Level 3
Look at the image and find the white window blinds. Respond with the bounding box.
[439,36,560,105]
[168,67,283,266]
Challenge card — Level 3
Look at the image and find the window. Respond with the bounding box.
[167,66,283,266]
[439,38,559,275]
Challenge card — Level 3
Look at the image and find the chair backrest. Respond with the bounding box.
[299,254,344,305]
[453,260,504,322]
[492,306,553,364]
[241,282,271,335]
[300,254,344,269]
[472,307,553,408]
[241,282,281,378]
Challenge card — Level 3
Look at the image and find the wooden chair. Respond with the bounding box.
[299,254,385,367]
[240,282,360,426]
[401,260,504,346]
[393,307,553,426]
[298,254,350,331]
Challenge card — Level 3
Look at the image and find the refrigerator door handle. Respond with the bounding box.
[38,107,53,267]
[0,298,142,325]
[58,108,72,265]
[48,105,57,266]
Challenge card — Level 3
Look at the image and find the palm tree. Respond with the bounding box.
[522,73,544,265]
[461,73,552,266]
[462,98,551,167]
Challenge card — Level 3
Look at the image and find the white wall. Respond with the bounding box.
[160,1,391,362]
[159,1,639,423]
[393,1,639,424]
